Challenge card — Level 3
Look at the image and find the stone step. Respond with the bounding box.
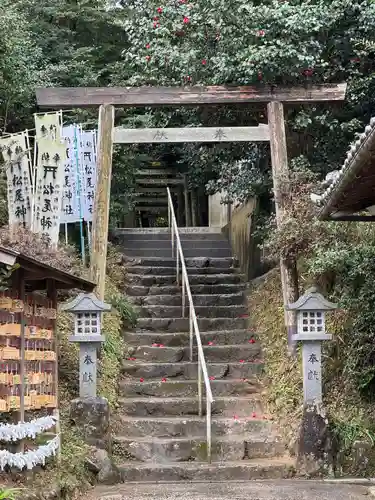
[113,435,284,463]
[127,266,237,276]
[119,379,261,398]
[122,248,232,258]
[125,283,247,297]
[128,293,246,307]
[125,257,238,268]
[127,273,244,287]
[135,305,247,319]
[115,227,225,239]
[121,361,263,380]
[116,458,295,482]
[123,329,256,347]
[114,416,273,438]
[135,317,249,332]
[118,396,263,417]
[121,240,231,249]
[127,344,259,363]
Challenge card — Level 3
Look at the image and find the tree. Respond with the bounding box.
[112,0,375,202]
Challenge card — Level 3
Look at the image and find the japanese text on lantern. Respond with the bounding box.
[33,113,66,245]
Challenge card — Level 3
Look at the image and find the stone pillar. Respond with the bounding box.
[287,287,337,475]
[79,343,98,398]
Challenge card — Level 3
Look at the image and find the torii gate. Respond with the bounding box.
[36,83,347,349]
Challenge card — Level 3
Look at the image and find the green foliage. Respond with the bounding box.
[0,489,21,500]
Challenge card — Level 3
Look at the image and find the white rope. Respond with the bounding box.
[0,416,57,442]
[0,435,60,470]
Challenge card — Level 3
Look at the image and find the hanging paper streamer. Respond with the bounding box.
[33,112,66,245]
[0,131,33,228]
[0,435,59,470]
[0,415,57,442]
[81,130,97,222]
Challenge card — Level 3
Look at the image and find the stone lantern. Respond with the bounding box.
[287,287,337,405]
[62,293,111,398]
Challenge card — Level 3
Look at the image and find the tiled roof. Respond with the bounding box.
[311,116,375,210]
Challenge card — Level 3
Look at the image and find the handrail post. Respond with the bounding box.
[176,249,179,286]
[189,306,193,362]
[207,399,212,463]
[198,359,203,417]
[182,273,186,318]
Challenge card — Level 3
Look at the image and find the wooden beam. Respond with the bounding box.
[329,214,375,222]
[136,169,177,175]
[114,126,270,143]
[90,104,114,300]
[135,197,168,204]
[136,186,179,193]
[136,206,168,212]
[136,178,184,185]
[267,101,299,355]
[36,84,347,109]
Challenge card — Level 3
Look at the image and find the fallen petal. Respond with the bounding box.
[239,360,245,363]
[161,378,167,382]
[251,412,257,418]
[140,378,144,382]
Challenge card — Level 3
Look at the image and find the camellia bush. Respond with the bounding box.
[114,0,375,200]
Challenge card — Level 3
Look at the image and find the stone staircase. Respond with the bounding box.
[112,227,294,482]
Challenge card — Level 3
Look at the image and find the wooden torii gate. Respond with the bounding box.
[36,84,347,349]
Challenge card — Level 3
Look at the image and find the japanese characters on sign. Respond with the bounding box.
[81,130,97,222]
[33,112,66,245]
[0,132,33,228]
[61,125,84,224]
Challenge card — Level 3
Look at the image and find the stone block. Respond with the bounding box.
[71,397,111,450]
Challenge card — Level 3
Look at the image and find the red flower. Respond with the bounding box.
[180,0,187,3]
[251,412,257,418]
[159,344,165,348]
[128,357,136,361]
[146,43,151,49]
[208,341,214,346]
[140,378,144,382]
[154,16,159,20]
[146,55,151,61]
[239,359,245,363]
[161,377,167,382]
[153,22,159,28]
[183,16,190,23]
[157,7,163,13]
[249,338,255,344]
[184,75,192,81]
[257,71,263,80]
[202,59,207,65]
[302,68,313,77]
[233,415,239,420]
[209,376,215,381]
[257,29,265,37]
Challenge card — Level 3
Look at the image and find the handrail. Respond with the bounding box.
[166,187,214,463]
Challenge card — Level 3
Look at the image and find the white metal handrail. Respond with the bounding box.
[166,187,214,463]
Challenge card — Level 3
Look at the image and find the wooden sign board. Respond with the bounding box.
[114,126,269,144]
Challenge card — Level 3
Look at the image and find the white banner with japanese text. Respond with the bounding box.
[33,112,66,245]
[0,131,33,228]
[81,130,97,222]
